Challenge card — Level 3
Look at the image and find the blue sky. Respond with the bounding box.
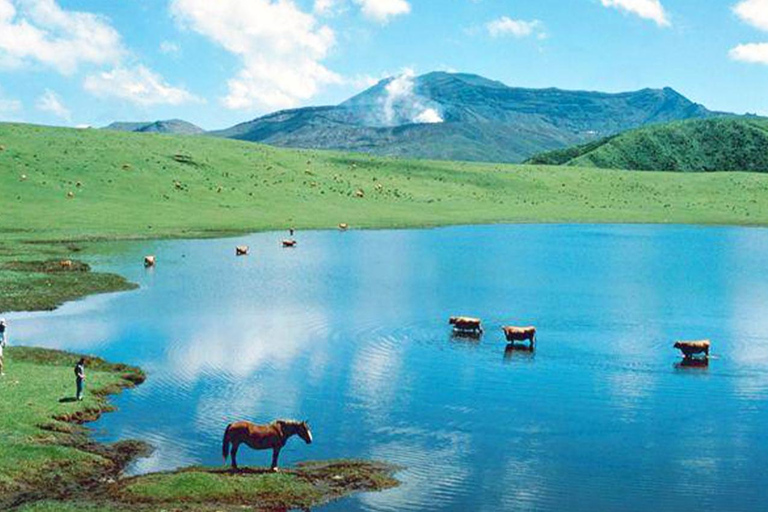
[1,0,768,129]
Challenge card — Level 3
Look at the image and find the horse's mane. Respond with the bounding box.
[272,419,304,427]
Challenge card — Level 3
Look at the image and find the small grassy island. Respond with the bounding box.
[0,347,399,511]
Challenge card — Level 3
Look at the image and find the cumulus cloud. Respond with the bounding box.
[0,0,123,74]
[83,65,201,106]
[734,0,768,31]
[600,0,670,27]
[486,17,545,38]
[314,0,339,15]
[730,42,768,64]
[354,0,410,23]
[36,88,70,120]
[170,0,341,111]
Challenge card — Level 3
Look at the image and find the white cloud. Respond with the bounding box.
[353,0,410,23]
[600,0,671,27]
[314,0,338,15]
[83,65,201,106]
[486,17,545,38]
[170,0,341,111]
[0,0,123,74]
[36,88,70,120]
[730,42,768,64]
[734,0,768,31]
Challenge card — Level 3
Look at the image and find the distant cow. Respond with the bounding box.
[60,260,73,269]
[449,316,483,334]
[236,246,249,256]
[674,340,710,359]
[503,326,537,347]
[144,255,156,268]
[282,240,297,248]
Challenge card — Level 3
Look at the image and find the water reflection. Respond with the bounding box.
[7,225,768,511]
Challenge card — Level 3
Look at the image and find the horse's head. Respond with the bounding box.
[298,421,313,445]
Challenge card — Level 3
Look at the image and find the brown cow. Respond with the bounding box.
[144,255,156,268]
[674,340,710,359]
[449,316,483,334]
[236,246,249,256]
[282,240,297,248]
[503,326,537,348]
[60,260,73,269]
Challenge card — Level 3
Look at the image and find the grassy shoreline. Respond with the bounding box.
[3,122,768,312]
[2,347,400,511]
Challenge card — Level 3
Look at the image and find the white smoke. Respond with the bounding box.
[379,69,444,126]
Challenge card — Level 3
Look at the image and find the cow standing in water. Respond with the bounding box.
[503,326,537,348]
[674,340,710,359]
[222,420,313,472]
[449,316,484,335]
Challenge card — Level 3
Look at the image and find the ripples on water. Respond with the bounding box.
[8,225,768,512]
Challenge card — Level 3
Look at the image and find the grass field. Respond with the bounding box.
[2,120,768,312]
[0,347,146,508]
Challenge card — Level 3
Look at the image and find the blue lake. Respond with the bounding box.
[8,224,768,512]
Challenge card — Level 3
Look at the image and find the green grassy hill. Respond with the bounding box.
[3,121,768,312]
[526,117,768,171]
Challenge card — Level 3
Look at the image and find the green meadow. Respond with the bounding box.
[2,122,768,312]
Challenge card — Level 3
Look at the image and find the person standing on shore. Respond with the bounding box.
[74,358,86,401]
[0,319,7,376]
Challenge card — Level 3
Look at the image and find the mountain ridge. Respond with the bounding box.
[209,71,721,163]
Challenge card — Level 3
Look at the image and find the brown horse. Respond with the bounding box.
[222,420,312,471]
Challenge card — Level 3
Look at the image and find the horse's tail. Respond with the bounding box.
[222,424,232,463]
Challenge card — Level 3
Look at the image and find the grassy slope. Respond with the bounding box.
[0,347,145,503]
[526,117,768,172]
[2,121,768,313]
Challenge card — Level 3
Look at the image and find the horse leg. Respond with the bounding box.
[231,442,240,471]
[271,447,282,472]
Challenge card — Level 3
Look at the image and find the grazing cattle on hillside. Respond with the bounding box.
[282,240,297,248]
[502,326,537,347]
[674,340,710,359]
[144,255,156,268]
[60,260,73,269]
[236,246,249,256]
[449,316,483,334]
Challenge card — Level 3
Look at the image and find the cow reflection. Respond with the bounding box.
[674,357,709,370]
[504,343,535,362]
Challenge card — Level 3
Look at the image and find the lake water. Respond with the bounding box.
[8,224,768,512]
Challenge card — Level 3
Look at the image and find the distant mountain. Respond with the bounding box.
[525,117,768,172]
[211,71,721,163]
[104,119,204,135]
